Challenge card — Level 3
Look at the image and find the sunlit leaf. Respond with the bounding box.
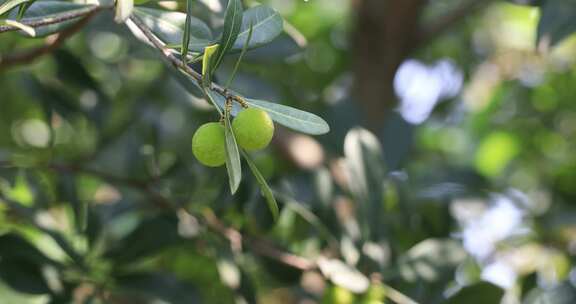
[202,44,219,87]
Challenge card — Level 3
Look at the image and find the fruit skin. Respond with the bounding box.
[359,282,386,304]
[232,108,274,151]
[322,285,355,304]
[192,122,226,167]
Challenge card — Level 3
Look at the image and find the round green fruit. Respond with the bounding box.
[192,122,226,167]
[232,108,274,151]
[322,285,355,304]
[359,282,386,304]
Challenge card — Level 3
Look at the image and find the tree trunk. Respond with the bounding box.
[352,0,425,131]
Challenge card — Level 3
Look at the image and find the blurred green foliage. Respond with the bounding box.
[1,0,576,303]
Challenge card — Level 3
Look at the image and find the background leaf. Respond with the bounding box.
[537,0,576,46]
[181,0,194,63]
[447,282,504,304]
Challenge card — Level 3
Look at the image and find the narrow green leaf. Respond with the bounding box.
[16,0,36,20]
[181,0,194,63]
[225,21,253,89]
[224,105,242,194]
[245,98,330,135]
[0,0,28,16]
[211,0,243,71]
[3,19,35,36]
[241,149,278,220]
[232,5,283,51]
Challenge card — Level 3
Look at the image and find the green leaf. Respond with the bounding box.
[16,0,36,19]
[232,5,283,51]
[245,98,330,135]
[0,234,58,295]
[447,282,504,304]
[537,0,576,46]
[181,0,194,63]
[133,7,212,52]
[211,0,243,71]
[241,149,278,220]
[225,21,253,88]
[105,214,181,265]
[344,128,385,240]
[114,0,133,23]
[115,272,200,303]
[0,0,28,17]
[57,173,86,232]
[223,104,242,194]
[399,239,467,283]
[0,258,51,295]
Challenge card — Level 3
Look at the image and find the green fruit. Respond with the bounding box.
[322,285,355,304]
[232,108,274,151]
[359,282,386,304]
[192,122,226,167]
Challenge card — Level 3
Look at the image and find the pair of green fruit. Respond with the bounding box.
[192,108,274,167]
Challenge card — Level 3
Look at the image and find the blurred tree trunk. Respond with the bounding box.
[352,0,425,131]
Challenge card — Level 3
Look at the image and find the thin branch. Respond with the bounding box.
[128,15,236,102]
[0,12,96,70]
[0,5,107,33]
[415,0,497,48]
[0,159,312,269]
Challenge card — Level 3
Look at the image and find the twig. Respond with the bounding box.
[202,209,315,271]
[0,5,107,33]
[0,12,96,70]
[0,159,311,269]
[128,15,238,103]
[415,0,497,48]
[0,158,420,303]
